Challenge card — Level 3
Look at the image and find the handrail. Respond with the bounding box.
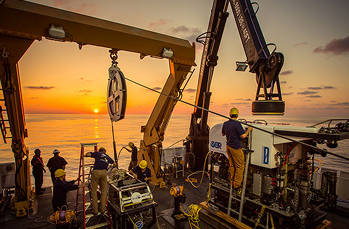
[308,119,349,128]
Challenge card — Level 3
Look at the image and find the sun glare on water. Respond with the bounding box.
[93,109,99,114]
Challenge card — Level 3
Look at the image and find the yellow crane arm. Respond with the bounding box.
[0,35,32,217]
[138,61,192,185]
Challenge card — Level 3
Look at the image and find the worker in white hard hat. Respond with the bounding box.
[47,149,67,184]
[222,107,252,190]
[125,142,138,170]
[129,160,151,183]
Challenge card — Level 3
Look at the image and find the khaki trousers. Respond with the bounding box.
[226,146,244,188]
[91,169,108,214]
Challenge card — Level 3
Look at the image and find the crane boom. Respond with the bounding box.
[138,61,193,185]
[230,0,270,72]
[189,0,285,170]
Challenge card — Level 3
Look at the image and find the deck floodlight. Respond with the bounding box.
[236,61,248,72]
[47,24,66,40]
[162,48,174,58]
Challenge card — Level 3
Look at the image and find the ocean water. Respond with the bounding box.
[0,114,348,186]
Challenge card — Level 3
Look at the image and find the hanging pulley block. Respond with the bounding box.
[107,65,127,122]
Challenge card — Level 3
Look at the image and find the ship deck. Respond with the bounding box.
[0,174,348,229]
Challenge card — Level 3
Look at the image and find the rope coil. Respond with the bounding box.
[180,204,201,229]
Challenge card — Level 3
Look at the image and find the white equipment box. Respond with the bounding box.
[209,122,319,169]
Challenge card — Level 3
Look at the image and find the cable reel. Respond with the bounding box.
[107,49,127,122]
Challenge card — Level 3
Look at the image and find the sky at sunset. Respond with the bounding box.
[18,0,349,118]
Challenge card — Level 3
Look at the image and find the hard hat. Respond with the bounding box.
[53,149,60,154]
[99,147,106,153]
[55,169,66,178]
[128,142,134,147]
[229,107,239,116]
[139,160,147,169]
[34,149,41,155]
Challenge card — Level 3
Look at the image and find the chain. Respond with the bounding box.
[109,49,118,66]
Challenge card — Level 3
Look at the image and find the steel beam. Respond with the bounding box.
[0,0,195,66]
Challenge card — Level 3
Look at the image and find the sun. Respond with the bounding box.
[93,108,99,114]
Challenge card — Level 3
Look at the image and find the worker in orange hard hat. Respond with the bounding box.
[129,160,151,183]
[222,107,252,190]
[125,142,138,170]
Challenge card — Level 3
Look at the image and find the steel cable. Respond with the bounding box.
[124,76,349,161]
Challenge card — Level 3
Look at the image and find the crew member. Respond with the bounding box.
[31,149,46,194]
[183,137,191,171]
[52,169,78,211]
[85,147,114,215]
[47,149,68,184]
[125,142,138,170]
[222,107,252,189]
[129,160,151,183]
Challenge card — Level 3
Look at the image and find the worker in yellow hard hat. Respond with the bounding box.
[125,142,138,170]
[52,169,78,211]
[129,160,151,183]
[222,107,252,190]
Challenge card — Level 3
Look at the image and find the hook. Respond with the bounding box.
[251,2,260,14]
[109,49,119,66]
